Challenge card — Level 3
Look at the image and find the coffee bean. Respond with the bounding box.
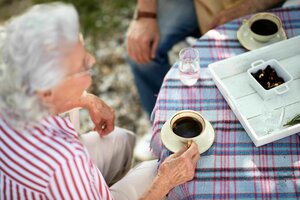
[251,65,285,90]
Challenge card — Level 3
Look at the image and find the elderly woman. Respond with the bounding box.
[0,3,200,200]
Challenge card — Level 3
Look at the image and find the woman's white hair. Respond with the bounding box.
[0,2,80,128]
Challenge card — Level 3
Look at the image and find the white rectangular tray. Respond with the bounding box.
[208,36,300,147]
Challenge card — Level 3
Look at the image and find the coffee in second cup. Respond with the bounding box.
[247,13,282,43]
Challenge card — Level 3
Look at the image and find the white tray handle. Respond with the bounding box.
[227,95,238,112]
[251,60,265,68]
[275,84,289,95]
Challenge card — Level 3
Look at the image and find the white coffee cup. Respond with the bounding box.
[245,12,282,43]
[169,110,207,144]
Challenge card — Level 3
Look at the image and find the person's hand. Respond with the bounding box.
[208,6,250,29]
[208,1,252,30]
[207,0,284,31]
[82,93,115,136]
[157,142,200,190]
[126,18,160,64]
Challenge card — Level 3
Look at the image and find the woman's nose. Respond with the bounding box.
[87,53,96,69]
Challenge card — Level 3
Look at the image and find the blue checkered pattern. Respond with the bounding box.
[150,6,300,199]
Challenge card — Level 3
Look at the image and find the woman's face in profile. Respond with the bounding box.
[46,40,96,113]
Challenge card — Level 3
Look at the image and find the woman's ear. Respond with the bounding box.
[35,90,54,104]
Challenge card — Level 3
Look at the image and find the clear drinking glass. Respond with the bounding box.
[178,47,200,86]
[261,95,284,134]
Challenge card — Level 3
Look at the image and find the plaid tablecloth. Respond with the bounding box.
[150,6,300,199]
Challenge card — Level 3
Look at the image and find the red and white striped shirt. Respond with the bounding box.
[0,115,113,200]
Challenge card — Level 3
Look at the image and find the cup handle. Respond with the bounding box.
[251,60,264,68]
[275,85,289,95]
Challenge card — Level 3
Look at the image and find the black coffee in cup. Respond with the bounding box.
[250,19,278,36]
[172,117,202,138]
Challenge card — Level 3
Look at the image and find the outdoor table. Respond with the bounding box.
[150,6,300,199]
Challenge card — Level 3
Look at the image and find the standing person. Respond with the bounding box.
[126,0,200,117]
[126,0,200,161]
[0,3,200,199]
[126,0,285,160]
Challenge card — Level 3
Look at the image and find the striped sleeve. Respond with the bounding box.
[45,155,113,200]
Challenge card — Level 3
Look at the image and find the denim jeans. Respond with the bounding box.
[127,0,200,116]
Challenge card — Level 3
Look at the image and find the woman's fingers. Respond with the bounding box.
[158,142,200,189]
[172,142,200,164]
[182,142,199,158]
[172,145,189,158]
[192,152,200,165]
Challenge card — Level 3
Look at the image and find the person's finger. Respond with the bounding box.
[126,37,134,60]
[126,28,135,60]
[94,126,103,136]
[127,39,135,61]
[93,119,104,135]
[151,34,159,59]
[128,38,140,63]
[94,118,108,135]
[101,126,113,136]
[140,38,151,63]
[127,34,142,63]
[134,42,146,64]
[104,119,114,135]
[182,142,199,158]
[172,144,189,158]
[96,128,107,136]
[192,152,200,165]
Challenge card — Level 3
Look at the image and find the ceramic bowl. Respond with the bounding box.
[247,59,293,99]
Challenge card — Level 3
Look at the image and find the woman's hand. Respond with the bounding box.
[139,143,200,200]
[81,93,115,136]
[157,142,200,190]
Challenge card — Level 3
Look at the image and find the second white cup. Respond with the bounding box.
[246,12,283,43]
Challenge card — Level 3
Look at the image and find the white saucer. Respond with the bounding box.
[160,119,215,154]
[237,22,287,51]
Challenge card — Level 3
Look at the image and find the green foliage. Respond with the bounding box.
[284,114,300,127]
[33,0,135,41]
